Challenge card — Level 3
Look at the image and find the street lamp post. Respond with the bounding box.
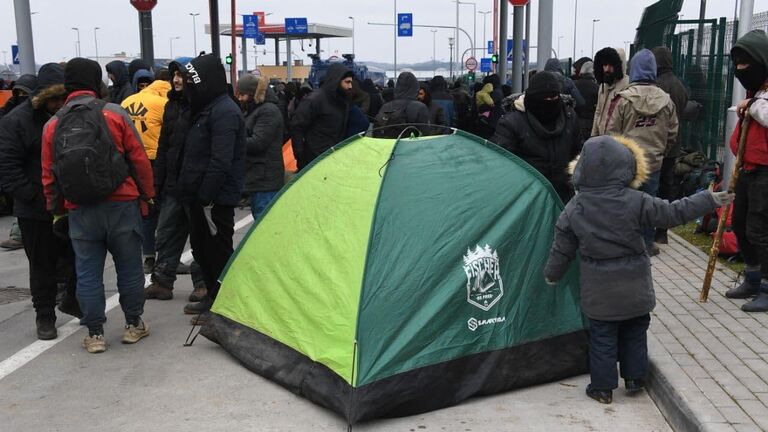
[449,36,455,80]
[94,27,100,65]
[431,29,438,76]
[71,27,81,57]
[170,36,180,59]
[591,19,600,56]
[573,0,578,61]
[479,10,491,52]
[348,16,355,57]
[458,1,476,53]
[189,13,200,56]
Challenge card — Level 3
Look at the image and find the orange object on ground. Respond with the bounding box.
[283,139,297,173]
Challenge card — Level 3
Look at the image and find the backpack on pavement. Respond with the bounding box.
[52,99,130,205]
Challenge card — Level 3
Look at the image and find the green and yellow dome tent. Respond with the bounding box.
[202,131,588,423]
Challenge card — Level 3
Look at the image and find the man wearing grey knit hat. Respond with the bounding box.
[236,75,285,220]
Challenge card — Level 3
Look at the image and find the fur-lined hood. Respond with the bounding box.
[31,84,67,110]
[568,135,649,189]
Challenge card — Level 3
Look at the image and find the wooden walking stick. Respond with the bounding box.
[700,112,750,302]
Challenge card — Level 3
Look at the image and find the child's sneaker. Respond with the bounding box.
[83,334,106,353]
[625,378,646,393]
[586,384,612,404]
[122,318,150,344]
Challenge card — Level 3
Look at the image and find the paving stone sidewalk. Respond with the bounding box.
[648,233,768,432]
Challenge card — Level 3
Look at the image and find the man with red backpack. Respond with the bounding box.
[41,58,156,352]
[727,30,768,313]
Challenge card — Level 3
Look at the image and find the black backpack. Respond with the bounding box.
[52,99,130,205]
[373,100,410,138]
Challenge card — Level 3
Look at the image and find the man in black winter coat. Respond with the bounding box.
[291,63,353,170]
[652,46,689,244]
[0,74,37,118]
[491,71,583,203]
[175,55,245,320]
[237,75,285,219]
[144,60,207,303]
[574,61,599,140]
[0,63,81,340]
[374,71,431,138]
[106,60,133,104]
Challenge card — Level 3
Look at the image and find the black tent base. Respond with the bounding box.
[202,313,589,424]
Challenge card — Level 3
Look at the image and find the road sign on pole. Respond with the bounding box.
[285,18,308,35]
[11,45,19,65]
[480,57,492,73]
[255,33,266,45]
[510,0,530,5]
[129,0,157,12]
[397,13,413,37]
[465,57,478,71]
[253,11,266,27]
[487,40,494,54]
[506,39,528,59]
[243,15,259,39]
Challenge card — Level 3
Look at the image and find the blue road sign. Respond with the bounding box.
[243,15,260,39]
[506,39,528,59]
[255,33,266,45]
[11,45,19,65]
[487,41,494,55]
[397,13,413,37]
[285,17,308,35]
[480,58,492,73]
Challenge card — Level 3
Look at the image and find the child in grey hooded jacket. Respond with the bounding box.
[544,135,733,404]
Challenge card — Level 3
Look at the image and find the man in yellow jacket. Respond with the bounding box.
[121,70,170,274]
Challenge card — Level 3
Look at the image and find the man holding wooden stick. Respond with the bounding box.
[726,30,768,313]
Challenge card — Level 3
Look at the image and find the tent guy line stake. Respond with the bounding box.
[0,213,255,382]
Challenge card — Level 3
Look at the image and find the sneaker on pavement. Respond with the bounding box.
[83,334,106,353]
[654,229,669,245]
[586,384,612,404]
[184,297,212,315]
[0,238,23,250]
[122,318,150,344]
[144,281,173,300]
[142,256,156,274]
[742,291,768,313]
[625,378,646,394]
[646,242,661,257]
[188,282,207,302]
[36,315,57,340]
[726,271,761,299]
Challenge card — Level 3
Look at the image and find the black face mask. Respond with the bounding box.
[525,94,563,123]
[735,63,768,93]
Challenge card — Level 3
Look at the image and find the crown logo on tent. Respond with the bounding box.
[463,244,498,267]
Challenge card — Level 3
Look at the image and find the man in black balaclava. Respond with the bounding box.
[106,60,133,104]
[491,71,583,203]
[174,54,245,322]
[725,30,768,312]
[0,74,38,118]
[290,63,354,169]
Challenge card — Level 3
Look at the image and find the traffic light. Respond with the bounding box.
[225,54,233,65]
[491,53,499,64]
[467,71,475,83]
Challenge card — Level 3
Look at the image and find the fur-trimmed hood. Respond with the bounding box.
[31,84,67,110]
[569,135,649,189]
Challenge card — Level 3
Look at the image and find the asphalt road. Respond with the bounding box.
[0,212,672,431]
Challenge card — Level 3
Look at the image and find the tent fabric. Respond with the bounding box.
[203,131,588,423]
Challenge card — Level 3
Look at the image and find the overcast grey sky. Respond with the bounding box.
[3,0,768,66]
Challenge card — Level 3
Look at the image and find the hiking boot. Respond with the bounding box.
[144,281,173,300]
[83,334,106,353]
[143,256,156,274]
[726,270,761,299]
[654,229,669,245]
[647,242,661,257]
[0,238,23,250]
[184,297,212,315]
[177,263,191,274]
[188,282,207,302]
[625,378,646,394]
[58,294,83,318]
[586,384,612,404]
[122,318,150,344]
[190,310,211,326]
[742,291,768,313]
[36,314,57,340]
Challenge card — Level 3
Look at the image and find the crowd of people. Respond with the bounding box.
[0,29,767,409]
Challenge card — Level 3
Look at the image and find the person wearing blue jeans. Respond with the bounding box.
[69,201,145,337]
[251,191,279,220]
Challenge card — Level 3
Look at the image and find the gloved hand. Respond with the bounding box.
[52,214,69,240]
[709,190,736,207]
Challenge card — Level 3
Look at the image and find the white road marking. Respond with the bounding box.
[0,213,253,381]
